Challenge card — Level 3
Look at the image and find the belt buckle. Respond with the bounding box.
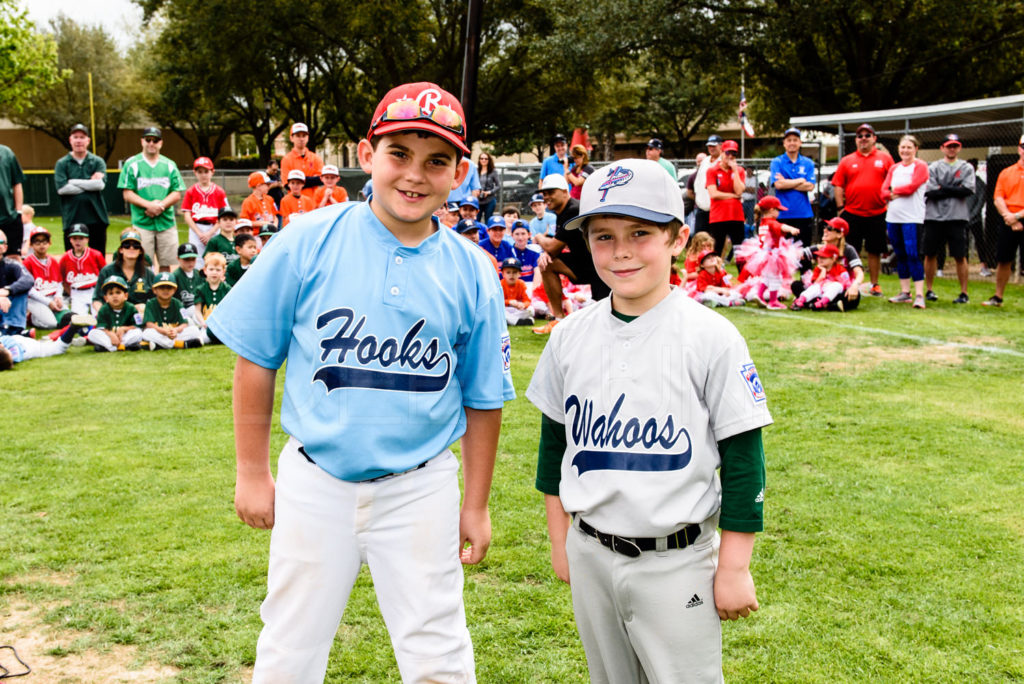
[611,535,641,558]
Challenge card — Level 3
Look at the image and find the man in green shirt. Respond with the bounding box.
[0,144,25,258]
[54,124,109,255]
[118,127,184,272]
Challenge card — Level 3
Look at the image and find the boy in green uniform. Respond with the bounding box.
[86,275,143,351]
[194,252,230,345]
[225,234,258,286]
[173,243,205,321]
[117,127,185,272]
[141,273,203,349]
[204,207,238,264]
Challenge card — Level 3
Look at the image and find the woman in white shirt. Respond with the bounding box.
[882,135,930,308]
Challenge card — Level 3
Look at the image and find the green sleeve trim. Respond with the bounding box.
[718,427,766,533]
[535,414,566,496]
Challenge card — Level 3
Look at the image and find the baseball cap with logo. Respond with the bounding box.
[367,82,470,155]
[721,140,740,154]
[487,215,505,229]
[291,123,309,135]
[218,207,238,219]
[457,218,480,234]
[460,196,480,210]
[564,158,686,232]
[814,244,841,259]
[193,157,214,170]
[823,217,849,236]
[235,218,253,231]
[101,274,129,292]
[142,126,162,140]
[647,138,664,149]
[783,127,802,139]
[540,174,569,192]
[445,201,460,213]
[552,133,568,144]
[69,123,89,136]
[66,224,89,238]
[757,196,788,212]
[248,171,270,188]
[530,193,545,205]
[287,169,306,181]
[856,123,876,135]
[941,134,962,147]
[321,164,340,176]
[706,135,723,146]
[500,257,522,271]
[120,229,143,244]
[178,243,200,259]
[29,225,52,240]
[152,272,178,290]
[259,225,276,238]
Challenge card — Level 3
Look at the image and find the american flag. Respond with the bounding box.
[739,88,755,137]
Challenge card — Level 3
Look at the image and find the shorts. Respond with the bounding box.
[922,220,967,259]
[842,211,887,255]
[138,226,179,270]
[995,224,1024,264]
[557,249,610,300]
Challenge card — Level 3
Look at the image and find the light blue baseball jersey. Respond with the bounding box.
[0,335,25,364]
[208,201,515,482]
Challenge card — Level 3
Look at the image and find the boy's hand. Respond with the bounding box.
[714,565,759,620]
[459,506,491,564]
[235,471,275,529]
[550,542,570,584]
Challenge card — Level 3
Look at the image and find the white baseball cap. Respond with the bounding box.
[287,169,306,181]
[321,164,340,176]
[291,123,309,134]
[564,158,686,231]
[540,174,569,191]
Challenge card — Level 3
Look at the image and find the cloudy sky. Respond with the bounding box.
[25,0,144,51]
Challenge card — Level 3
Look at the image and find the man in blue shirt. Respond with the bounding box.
[769,127,816,246]
[539,133,574,186]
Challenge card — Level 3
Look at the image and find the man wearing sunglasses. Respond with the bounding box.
[832,123,894,296]
[118,127,185,272]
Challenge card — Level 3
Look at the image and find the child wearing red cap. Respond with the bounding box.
[182,157,229,266]
[694,250,745,306]
[792,243,851,310]
[734,196,801,309]
[208,82,514,683]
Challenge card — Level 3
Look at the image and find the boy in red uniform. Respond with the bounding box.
[59,223,106,314]
[182,156,228,265]
[280,170,316,227]
[313,164,349,208]
[23,226,68,329]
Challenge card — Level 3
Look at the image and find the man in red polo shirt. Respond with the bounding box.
[280,123,324,200]
[832,124,894,296]
[985,135,1024,307]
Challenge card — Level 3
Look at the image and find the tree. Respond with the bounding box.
[11,15,135,161]
[0,0,65,116]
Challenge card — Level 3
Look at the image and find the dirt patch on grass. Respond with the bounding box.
[797,339,965,373]
[3,569,77,588]
[0,602,179,683]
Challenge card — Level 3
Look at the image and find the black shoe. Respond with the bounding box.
[925,290,938,302]
[94,344,108,352]
[125,343,142,351]
[184,338,203,349]
[58,311,73,328]
[953,293,969,304]
[982,296,1003,307]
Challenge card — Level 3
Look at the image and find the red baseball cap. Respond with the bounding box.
[757,196,788,211]
[367,82,470,155]
[721,140,739,153]
[193,157,214,170]
[814,244,840,259]
[696,249,717,264]
[823,217,849,236]
[29,225,51,240]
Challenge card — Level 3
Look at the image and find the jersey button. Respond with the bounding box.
[395,256,403,265]
[390,286,400,295]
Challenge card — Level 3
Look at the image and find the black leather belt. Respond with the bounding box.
[298,446,427,483]
[576,517,701,558]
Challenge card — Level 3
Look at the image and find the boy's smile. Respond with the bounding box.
[587,216,685,316]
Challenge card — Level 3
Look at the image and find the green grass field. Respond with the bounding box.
[2,253,1024,682]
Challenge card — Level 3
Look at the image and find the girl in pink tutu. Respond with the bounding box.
[735,196,802,309]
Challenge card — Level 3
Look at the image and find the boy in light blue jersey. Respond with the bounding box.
[208,82,514,684]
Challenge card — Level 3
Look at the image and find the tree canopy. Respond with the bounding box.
[0,0,65,116]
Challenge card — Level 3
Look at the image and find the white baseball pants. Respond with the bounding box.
[86,327,143,351]
[252,439,475,684]
[566,516,724,684]
[141,325,202,349]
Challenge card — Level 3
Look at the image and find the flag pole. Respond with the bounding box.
[740,71,746,159]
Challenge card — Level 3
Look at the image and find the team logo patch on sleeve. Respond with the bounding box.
[501,333,511,372]
[739,362,766,403]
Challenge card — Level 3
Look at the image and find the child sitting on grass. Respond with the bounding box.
[791,244,851,311]
[60,223,106,315]
[87,275,143,351]
[141,273,203,349]
[695,250,745,307]
[501,257,533,326]
[23,226,68,329]
[0,313,95,370]
[226,233,258,286]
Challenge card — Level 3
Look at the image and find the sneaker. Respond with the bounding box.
[766,301,787,310]
[515,318,535,326]
[982,295,1003,307]
[935,269,944,278]
[888,292,912,303]
[791,298,805,311]
[913,295,926,309]
[925,290,938,302]
[813,297,830,309]
[70,313,97,327]
[71,337,87,347]
[953,293,969,304]
[184,339,203,349]
[532,319,560,335]
[93,344,108,352]
[979,266,993,277]
[836,299,845,313]
[869,284,883,297]
[125,342,142,351]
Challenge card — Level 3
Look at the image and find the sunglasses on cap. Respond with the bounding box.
[373,100,464,136]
